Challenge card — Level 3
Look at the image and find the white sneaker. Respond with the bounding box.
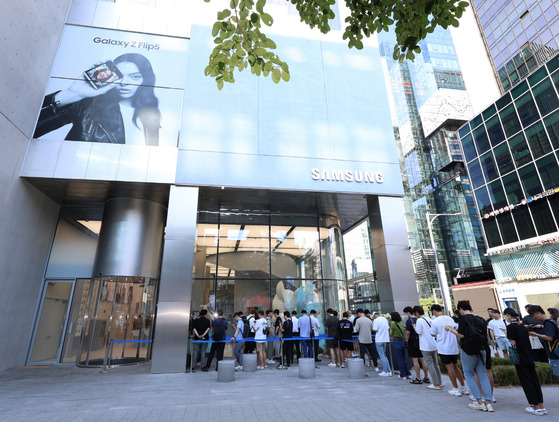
[340,364,346,368]
[469,395,476,401]
[328,362,336,367]
[491,396,496,403]
[267,359,275,364]
[374,367,379,372]
[448,389,462,397]
[379,371,392,377]
[460,387,469,395]
[485,404,494,413]
[426,384,442,390]
[468,402,487,411]
[235,365,242,371]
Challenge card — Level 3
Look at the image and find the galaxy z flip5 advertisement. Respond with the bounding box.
[34,25,189,147]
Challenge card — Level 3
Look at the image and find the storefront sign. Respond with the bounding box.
[311,169,384,183]
[482,187,558,220]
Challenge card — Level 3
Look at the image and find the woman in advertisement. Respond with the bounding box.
[34,53,160,145]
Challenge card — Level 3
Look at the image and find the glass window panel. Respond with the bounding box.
[496,92,512,109]
[471,114,483,129]
[496,213,519,244]
[533,77,559,116]
[194,213,219,279]
[486,114,506,146]
[488,180,508,209]
[270,214,321,280]
[460,133,478,162]
[493,142,515,175]
[525,121,552,158]
[343,219,374,280]
[529,200,557,235]
[482,104,497,120]
[509,132,532,167]
[547,55,559,73]
[468,159,485,189]
[511,80,528,99]
[547,195,559,223]
[458,124,470,139]
[502,171,524,204]
[499,103,522,137]
[216,278,270,323]
[192,278,215,315]
[544,109,559,149]
[536,154,559,190]
[217,213,270,279]
[515,92,540,127]
[552,71,559,97]
[482,218,502,248]
[528,66,548,86]
[475,186,493,216]
[473,125,491,154]
[480,151,498,182]
[511,206,537,240]
[518,163,543,196]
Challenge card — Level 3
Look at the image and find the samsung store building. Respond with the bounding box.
[7,0,417,373]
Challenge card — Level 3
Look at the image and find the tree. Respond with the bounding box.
[204,0,470,89]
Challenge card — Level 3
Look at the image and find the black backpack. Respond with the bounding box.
[460,315,486,356]
[241,317,251,339]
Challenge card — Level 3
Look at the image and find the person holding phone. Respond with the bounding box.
[34,53,160,145]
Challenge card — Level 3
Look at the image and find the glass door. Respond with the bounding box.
[28,280,75,364]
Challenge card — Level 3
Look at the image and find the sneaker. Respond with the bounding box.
[485,404,494,413]
[235,365,242,371]
[399,376,407,379]
[469,395,477,401]
[366,363,371,367]
[374,367,379,372]
[267,359,275,364]
[541,409,548,415]
[379,371,392,377]
[426,384,442,390]
[340,364,346,368]
[468,402,487,411]
[491,396,497,403]
[448,388,462,397]
[257,366,264,370]
[459,387,469,395]
[328,362,336,367]
[201,367,209,372]
[406,375,413,379]
[526,407,545,416]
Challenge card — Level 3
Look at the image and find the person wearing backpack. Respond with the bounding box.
[244,309,257,354]
[230,312,244,370]
[528,305,559,377]
[201,309,228,372]
[446,300,494,412]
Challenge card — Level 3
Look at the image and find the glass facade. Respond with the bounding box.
[471,0,559,92]
[459,55,559,249]
[379,27,489,297]
[192,210,348,332]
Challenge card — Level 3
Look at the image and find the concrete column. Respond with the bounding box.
[151,186,199,373]
[217,360,235,382]
[367,196,418,313]
[242,354,258,372]
[298,357,316,379]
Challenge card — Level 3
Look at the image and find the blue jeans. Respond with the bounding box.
[233,340,243,365]
[461,350,492,400]
[376,342,391,373]
[392,339,411,377]
[302,339,313,358]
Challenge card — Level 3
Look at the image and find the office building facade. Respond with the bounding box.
[1,0,418,372]
[458,54,559,313]
[470,0,559,93]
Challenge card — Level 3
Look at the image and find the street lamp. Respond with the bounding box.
[426,212,462,316]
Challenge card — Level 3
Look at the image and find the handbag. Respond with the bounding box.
[509,345,520,365]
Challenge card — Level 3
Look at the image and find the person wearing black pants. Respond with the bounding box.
[202,310,227,371]
[504,308,546,416]
[282,311,293,366]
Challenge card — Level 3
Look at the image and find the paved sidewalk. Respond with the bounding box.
[1,360,557,422]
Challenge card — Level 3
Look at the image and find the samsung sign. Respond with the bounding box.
[311,168,384,183]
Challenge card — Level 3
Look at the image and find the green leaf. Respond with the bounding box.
[261,13,273,26]
[281,70,290,82]
[256,0,266,14]
[272,68,281,83]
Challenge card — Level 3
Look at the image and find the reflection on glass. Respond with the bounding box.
[343,219,374,280]
[61,279,88,363]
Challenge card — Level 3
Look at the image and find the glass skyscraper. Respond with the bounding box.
[379,28,491,298]
[470,0,559,92]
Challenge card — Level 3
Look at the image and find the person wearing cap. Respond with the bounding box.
[528,305,559,377]
[372,311,392,376]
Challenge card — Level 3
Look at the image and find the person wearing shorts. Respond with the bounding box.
[338,312,354,367]
[253,310,268,369]
[404,306,429,384]
[325,308,340,367]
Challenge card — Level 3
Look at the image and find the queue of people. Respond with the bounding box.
[189,301,559,417]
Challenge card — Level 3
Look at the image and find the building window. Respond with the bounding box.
[496,213,519,244]
[500,104,522,137]
[509,132,533,167]
[529,200,557,235]
[475,186,492,216]
[486,115,506,146]
[525,121,552,158]
[544,109,559,148]
[532,77,559,116]
[468,159,485,189]
[473,125,491,154]
[482,218,502,248]
[502,171,524,204]
[515,92,540,127]
[511,206,537,240]
[518,163,543,196]
[493,142,515,175]
[536,154,559,189]
[480,151,499,182]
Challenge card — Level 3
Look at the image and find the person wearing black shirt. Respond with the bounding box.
[504,308,546,416]
[202,310,228,371]
[281,311,294,367]
[338,312,354,368]
[191,309,211,368]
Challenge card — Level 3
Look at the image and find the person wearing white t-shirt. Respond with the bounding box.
[372,312,392,376]
[413,305,443,390]
[430,304,468,396]
[488,310,511,358]
[253,310,268,369]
